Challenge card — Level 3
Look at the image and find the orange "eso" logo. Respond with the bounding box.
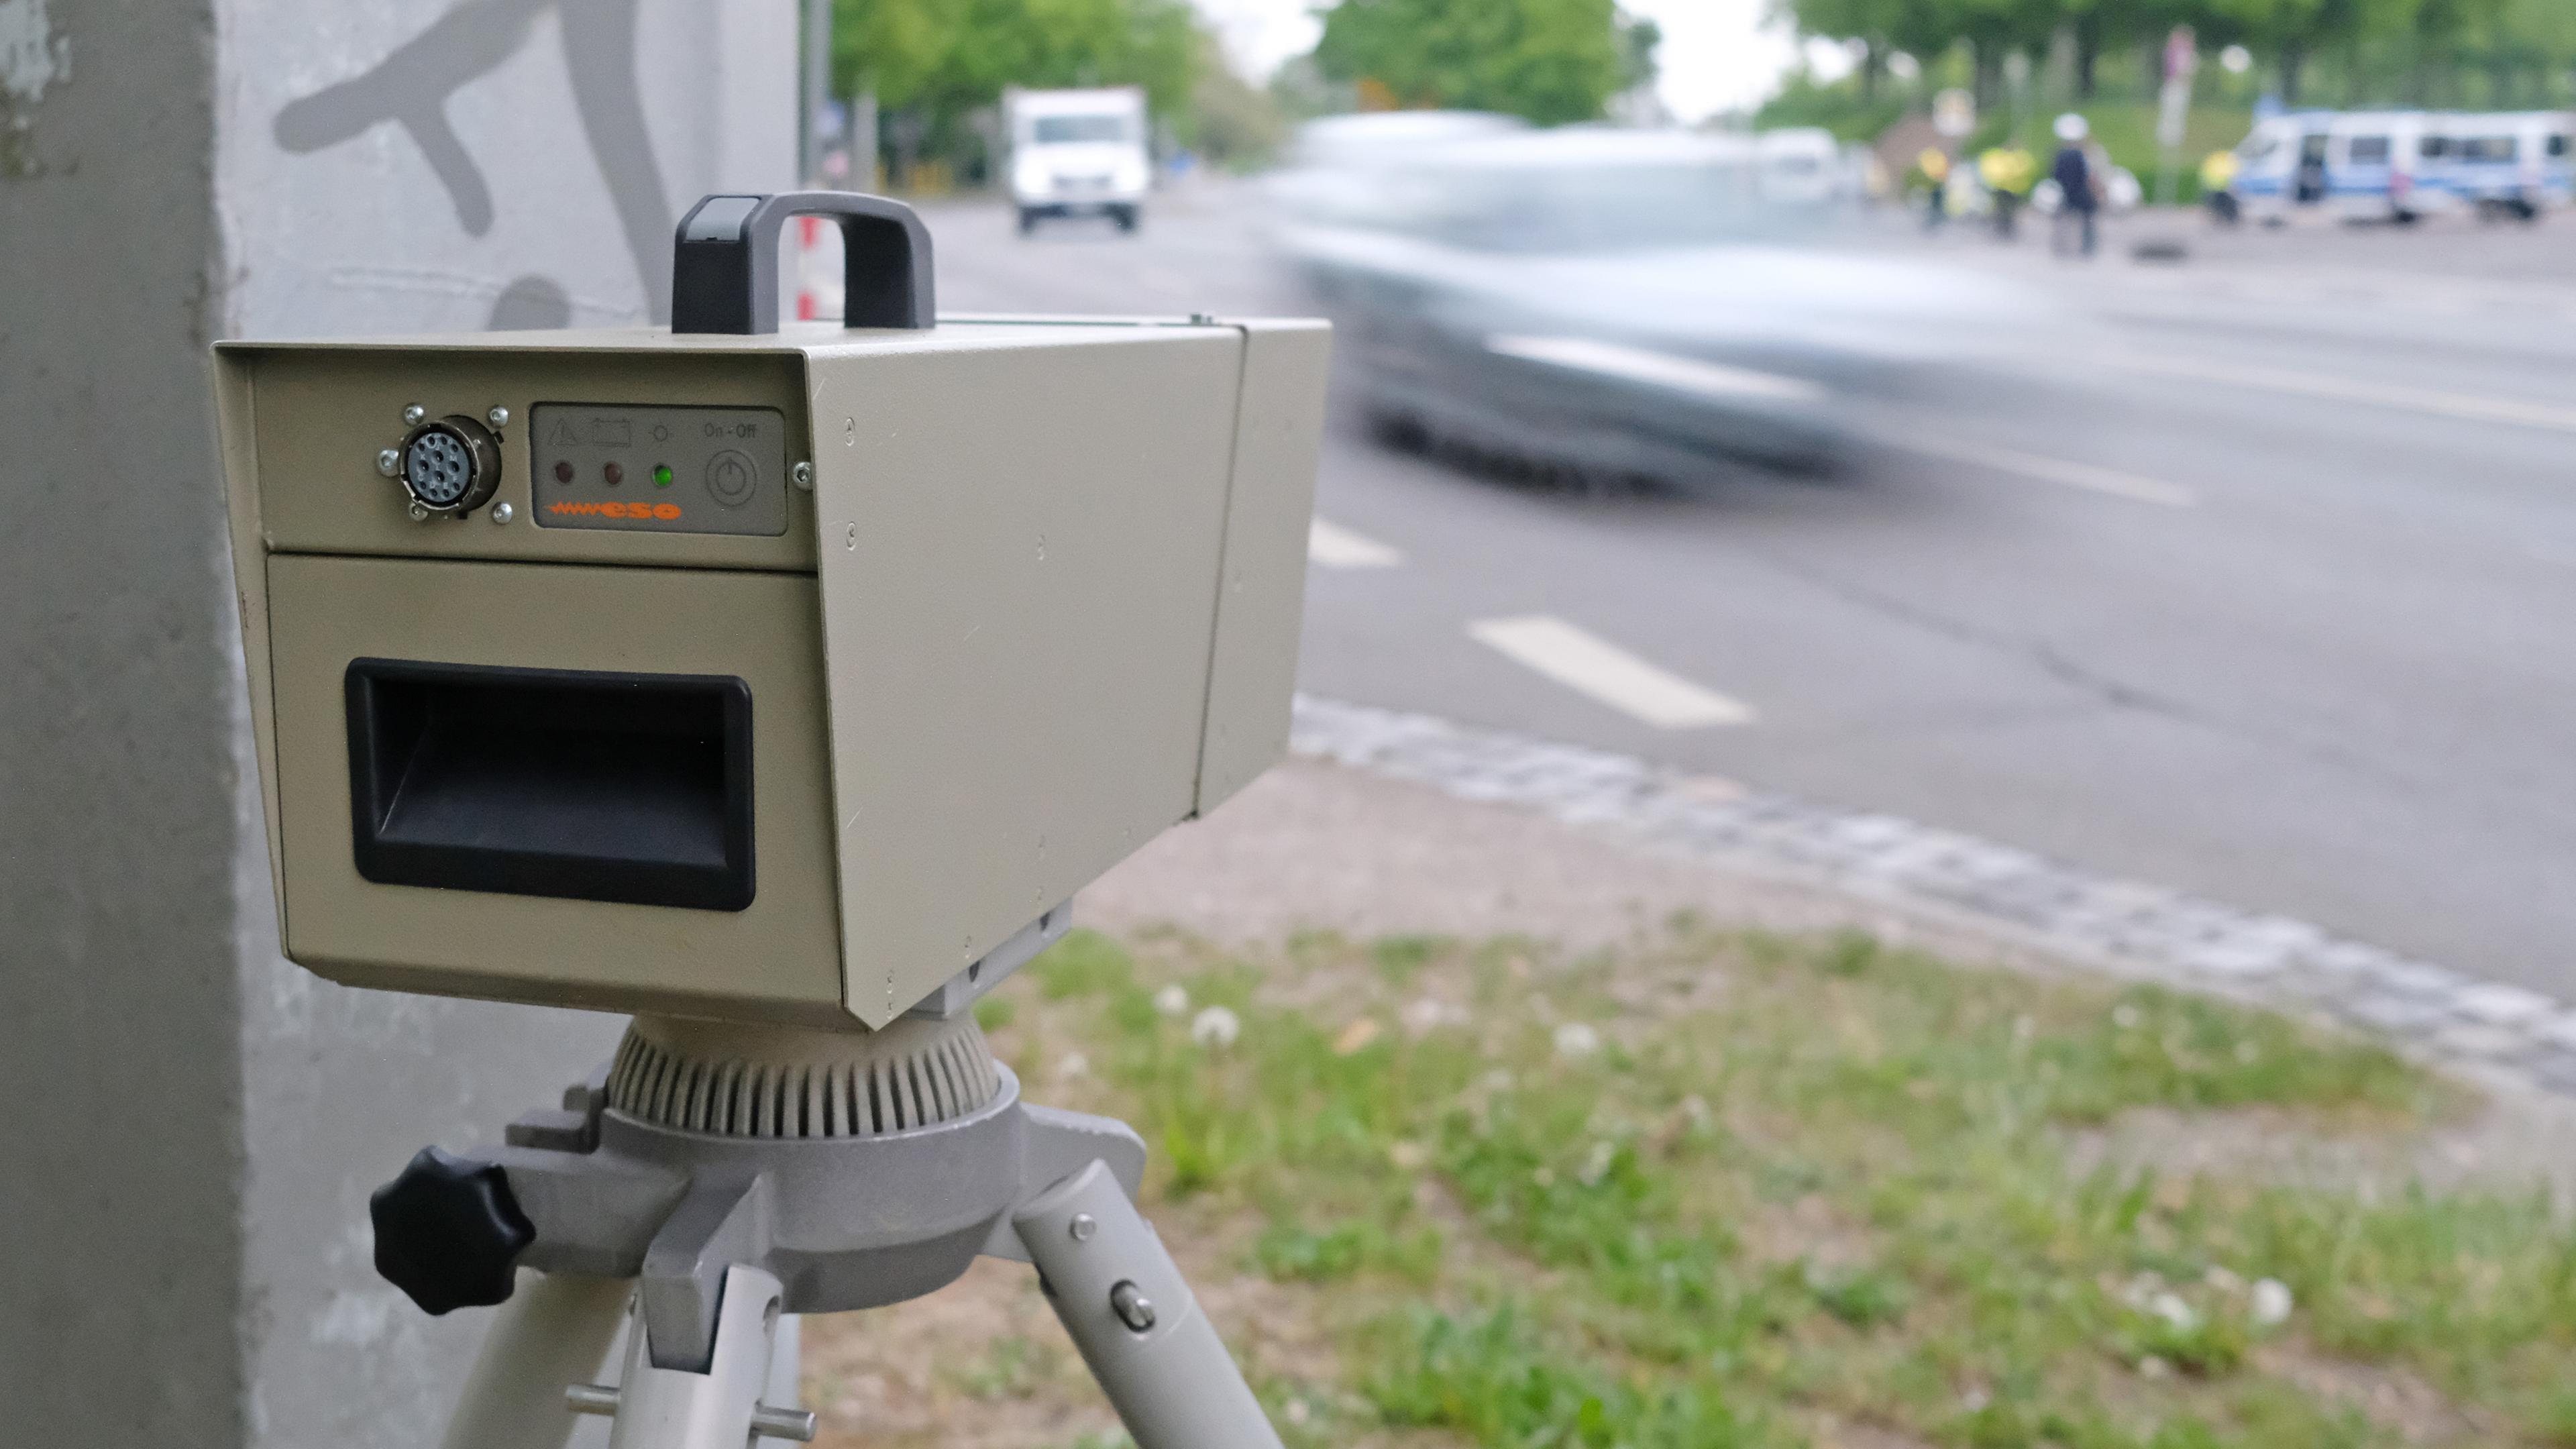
[547,500,682,521]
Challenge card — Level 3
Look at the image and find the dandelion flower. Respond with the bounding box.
[2251,1277,2294,1327]
[1554,1022,1601,1058]
[1191,1004,1241,1049]
[1153,984,1189,1017]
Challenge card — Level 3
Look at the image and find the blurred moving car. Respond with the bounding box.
[1004,87,1151,233]
[1271,126,2049,482]
[1285,110,1531,170]
[1756,127,1843,207]
[1267,111,1530,231]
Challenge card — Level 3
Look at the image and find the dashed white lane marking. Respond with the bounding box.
[2105,350,2576,435]
[1307,517,1404,569]
[1468,615,1754,729]
[1897,433,2198,508]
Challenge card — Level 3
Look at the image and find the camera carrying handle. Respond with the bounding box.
[671,191,936,334]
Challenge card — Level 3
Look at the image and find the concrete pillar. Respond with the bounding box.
[0,2,794,1444]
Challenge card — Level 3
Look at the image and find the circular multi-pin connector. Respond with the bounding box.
[396,415,503,517]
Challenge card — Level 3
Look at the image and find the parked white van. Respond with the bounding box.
[2233,111,2334,223]
[2439,110,2574,219]
[1004,87,1152,235]
[2236,111,2452,223]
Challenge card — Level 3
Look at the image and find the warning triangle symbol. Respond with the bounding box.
[547,418,580,447]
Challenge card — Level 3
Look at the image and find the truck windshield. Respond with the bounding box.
[1033,115,1132,145]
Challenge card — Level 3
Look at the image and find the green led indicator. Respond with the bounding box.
[652,464,674,488]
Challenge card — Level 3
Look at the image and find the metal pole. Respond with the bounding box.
[802,0,833,185]
[849,88,879,192]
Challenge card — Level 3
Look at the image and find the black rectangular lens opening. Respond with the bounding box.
[345,659,754,911]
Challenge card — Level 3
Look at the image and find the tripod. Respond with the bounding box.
[373,1010,1283,1449]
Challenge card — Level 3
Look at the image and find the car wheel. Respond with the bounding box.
[1112,205,1140,233]
[1363,405,1430,453]
[1016,208,1038,235]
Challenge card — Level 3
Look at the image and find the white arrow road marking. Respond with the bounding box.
[1469,615,1754,729]
[1896,433,2198,508]
[1308,517,1404,569]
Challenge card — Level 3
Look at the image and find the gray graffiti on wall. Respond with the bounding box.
[272,0,674,323]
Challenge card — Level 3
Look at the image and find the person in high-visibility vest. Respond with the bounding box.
[1979,143,2039,239]
[1916,147,1952,231]
[2201,148,2243,226]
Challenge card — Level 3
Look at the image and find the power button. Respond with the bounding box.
[706,450,757,507]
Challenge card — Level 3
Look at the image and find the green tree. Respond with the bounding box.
[833,0,1205,178]
[1776,0,2576,117]
[1309,0,1660,125]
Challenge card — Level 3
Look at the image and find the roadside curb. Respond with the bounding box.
[1290,694,2576,1099]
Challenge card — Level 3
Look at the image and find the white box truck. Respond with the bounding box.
[1004,87,1152,234]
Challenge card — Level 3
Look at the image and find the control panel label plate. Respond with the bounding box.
[531,404,790,537]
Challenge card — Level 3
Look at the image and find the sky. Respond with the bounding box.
[1187,0,1845,123]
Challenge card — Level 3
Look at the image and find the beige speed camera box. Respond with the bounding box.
[215,308,1328,1030]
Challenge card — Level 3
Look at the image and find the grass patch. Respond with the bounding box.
[979,924,2563,1448]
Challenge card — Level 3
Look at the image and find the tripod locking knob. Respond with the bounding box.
[1109,1279,1157,1333]
[370,1146,536,1315]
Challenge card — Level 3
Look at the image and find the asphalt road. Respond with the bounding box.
[916,186,2576,997]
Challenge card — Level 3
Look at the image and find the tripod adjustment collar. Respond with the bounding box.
[372,1145,537,1315]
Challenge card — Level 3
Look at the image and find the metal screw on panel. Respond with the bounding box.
[407,501,431,522]
[792,461,814,491]
[486,406,511,429]
[376,448,401,477]
[1069,1214,1097,1242]
[402,404,427,426]
[490,502,515,525]
[1109,1280,1156,1334]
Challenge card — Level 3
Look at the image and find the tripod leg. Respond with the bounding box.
[441,1271,631,1449]
[1016,1162,1285,1449]
[600,1265,814,1449]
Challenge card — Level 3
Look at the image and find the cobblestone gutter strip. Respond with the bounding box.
[1291,695,2576,1098]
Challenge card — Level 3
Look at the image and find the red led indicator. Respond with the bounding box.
[552,460,574,484]
[604,462,624,486]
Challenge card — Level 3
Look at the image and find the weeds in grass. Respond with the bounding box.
[1001,926,2567,1448]
[1364,1305,1776,1448]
